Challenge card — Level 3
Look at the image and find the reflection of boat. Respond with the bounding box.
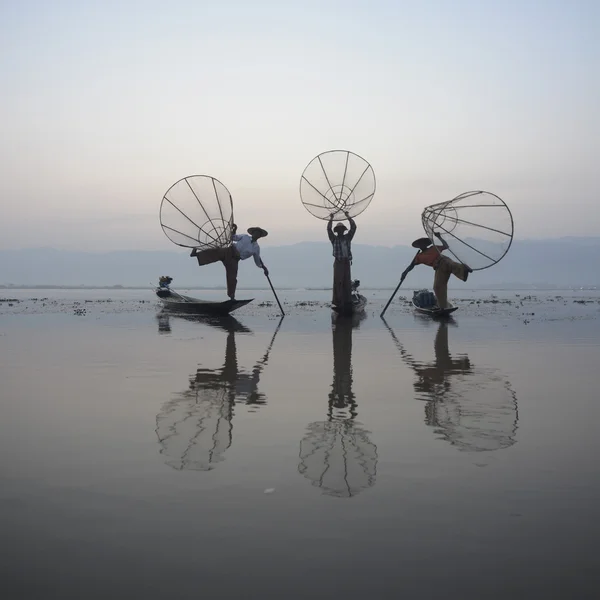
[332,279,367,317]
[412,289,457,317]
[156,311,172,334]
[298,316,377,497]
[155,315,282,471]
[155,276,253,315]
[156,310,252,334]
[383,318,518,453]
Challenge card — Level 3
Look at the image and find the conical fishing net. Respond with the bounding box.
[160,175,234,249]
[300,149,376,220]
[422,191,514,271]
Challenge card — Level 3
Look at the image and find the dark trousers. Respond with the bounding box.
[195,246,240,298]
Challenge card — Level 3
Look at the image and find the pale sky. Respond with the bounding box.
[1,0,599,251]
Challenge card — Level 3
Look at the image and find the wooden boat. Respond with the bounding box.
[156,277,253,316]
[332,279,367,317]
[412,289,458,317]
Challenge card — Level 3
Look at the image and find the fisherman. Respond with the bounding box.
[190,224,269,300]
[404,231,472,309]
[327,211,357,314]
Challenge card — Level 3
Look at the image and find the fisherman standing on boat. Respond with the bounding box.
[190,225,269,300]
[327,211,357,314]
[403,232,472,309]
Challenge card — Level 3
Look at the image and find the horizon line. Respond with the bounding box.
[1,234,599,254]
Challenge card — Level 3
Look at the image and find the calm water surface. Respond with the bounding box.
[1,293,599,599]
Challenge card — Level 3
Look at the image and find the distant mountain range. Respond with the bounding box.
[1,237,599,289]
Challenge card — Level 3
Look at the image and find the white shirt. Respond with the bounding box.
[232,234,262,267]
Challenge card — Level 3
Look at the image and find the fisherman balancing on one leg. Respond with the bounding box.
[327,211,357,314]
[190,225,269,300]
[403,232,472,309]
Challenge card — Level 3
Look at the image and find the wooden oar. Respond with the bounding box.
[380,263,414,318]
[264,272,285,317]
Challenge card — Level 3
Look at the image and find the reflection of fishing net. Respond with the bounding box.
[160,175,234,249]
[298,419,378,498]
[423,370,519,452]
[300,150,376,220]
[386,319,519,453]
[422,191,514,271]
[155,319,280,470]
[155,386,233,471]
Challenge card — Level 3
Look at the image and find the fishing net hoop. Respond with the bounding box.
[300,149,376,221]
[421,190,514,271]
[160,174,234,249]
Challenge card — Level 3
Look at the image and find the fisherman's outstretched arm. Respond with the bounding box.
[254,250,269,276]
[402,252,420,278]
[327,214,335,242]
[434,231,449,250]
[346,212,357,240]
[402,262,415,278]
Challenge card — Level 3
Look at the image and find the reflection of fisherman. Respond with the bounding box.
[414,321,471,396]
[385,319,518,453]
[329,317,356,416]
[327,211,357,314]
[155,317,281,471]
[385,319,470,398]
[193,325,266,406]
[190,225,269,300]
[298,317,377,497]
[404,232,472,309]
